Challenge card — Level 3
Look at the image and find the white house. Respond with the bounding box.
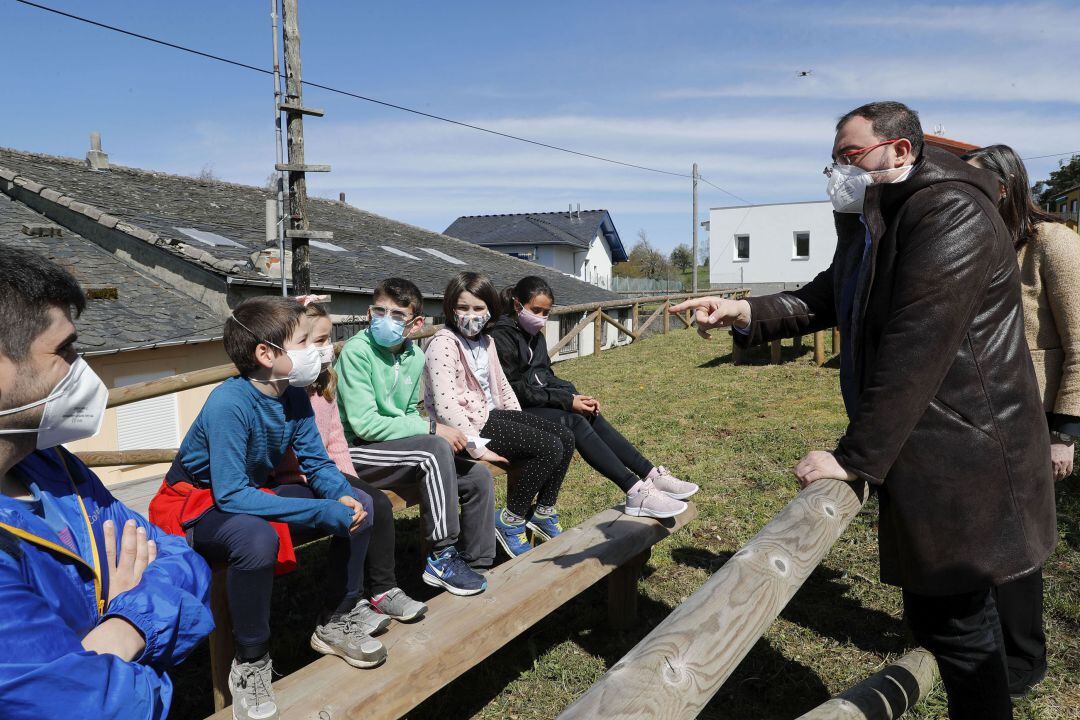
[707,200,837,294]
[444,207,628,290]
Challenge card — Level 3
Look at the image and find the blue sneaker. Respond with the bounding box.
[422,546,487,596]
[494,508,532,557]
[526,509,563,542]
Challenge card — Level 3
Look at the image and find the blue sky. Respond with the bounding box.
[3,0,1079,254]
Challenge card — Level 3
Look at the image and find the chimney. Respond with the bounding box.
[568,203,573,219]
[339,192,346,203]
[576,203,581,220]
[86,132,109,171]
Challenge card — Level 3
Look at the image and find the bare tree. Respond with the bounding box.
[196,164,219,182]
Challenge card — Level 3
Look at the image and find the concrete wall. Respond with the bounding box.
[580,233,613,290]
[70,341,230,487]
[708,201,836,288]
[486,234,614,290]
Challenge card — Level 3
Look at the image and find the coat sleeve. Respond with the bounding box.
[832,188,997,484]
[1040,224,1080,422]
[291,410,352,504]
[61,451,215,671]
[424,334,482,434]
[489,340,521,412]
[0,549,172,719]
[490,326,574,411]
[736,266,838,348]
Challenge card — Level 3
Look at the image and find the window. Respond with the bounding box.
[310,240,347,252]
[734,234,750,260]
[793,231,810,259]
[381,245,421,260]
[557,313,579,356]
[418,247,466,265]
[508,251,535,262]
[115,370,179,452]
[173,227,245,248]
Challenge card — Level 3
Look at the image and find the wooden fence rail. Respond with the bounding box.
[557,478,870,720]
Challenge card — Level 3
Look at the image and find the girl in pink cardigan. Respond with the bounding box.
[275,297,427,624]
[424,273,575,558]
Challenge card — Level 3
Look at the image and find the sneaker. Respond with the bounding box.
[229,655,278,720]
[370,587,428,622]
[624,480,688,519]
[647,466,699,500]
[526,509,563,542]
[345,599,392,636]
[310,612,387,669]
[494,508,532,557]
[423,546,488,596]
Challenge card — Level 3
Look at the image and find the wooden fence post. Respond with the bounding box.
[631,303,639,339]
[833,327,841,354]
[813,331,825,366]
[662,303,669,335]
[608,549,651,630]
[770,339,782,365]
[209,565,235,711]
[594,311,603,356]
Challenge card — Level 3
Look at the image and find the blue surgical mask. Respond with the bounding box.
[370,315,407,348]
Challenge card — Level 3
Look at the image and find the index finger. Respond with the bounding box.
[668,298,714,314]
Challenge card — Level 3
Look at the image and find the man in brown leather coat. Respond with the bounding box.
[673,101,1056,719]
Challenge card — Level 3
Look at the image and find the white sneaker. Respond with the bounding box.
[624,480,688,519]
[229,655,278,720]
[647,466,699,500]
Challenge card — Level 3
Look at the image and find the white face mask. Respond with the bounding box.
[316,344,335,366]
[281,345,322,387]
[826,164,914,214]
[456,311,490,338]
[0,357,108,449]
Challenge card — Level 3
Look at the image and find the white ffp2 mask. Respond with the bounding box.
[0,357,108,449]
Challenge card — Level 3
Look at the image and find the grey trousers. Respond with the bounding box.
[349,434,496,568]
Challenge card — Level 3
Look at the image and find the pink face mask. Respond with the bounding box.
[516,303,548,336]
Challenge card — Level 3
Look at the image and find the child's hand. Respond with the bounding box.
[572,395,599,416]
[480,449,510,466]
[338,495,368,534]
[435,423,468,453]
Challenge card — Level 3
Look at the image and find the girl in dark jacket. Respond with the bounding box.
[490,276,697,519]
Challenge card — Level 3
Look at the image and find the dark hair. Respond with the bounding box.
[500,276,555,316]
[961,144,1058,250]
[0,245,86,362]
[443,272,500,334]
[836,101,924,160]
[300,300,338,401]
[224,296,304,375]
[373,277,423,317]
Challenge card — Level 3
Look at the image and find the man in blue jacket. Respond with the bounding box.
[0,245,214,719]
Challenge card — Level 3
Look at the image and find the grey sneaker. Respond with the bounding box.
[370,587,428,622]
[647,466,700,500]
[624,479,688,519]
[310,613,388,669]
[346,599,392,636]
[229,655,278,720]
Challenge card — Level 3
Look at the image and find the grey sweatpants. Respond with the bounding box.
[348,434,496,568]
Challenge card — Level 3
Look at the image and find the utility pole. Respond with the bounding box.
[691,162,699,293]
[278,0,332,295]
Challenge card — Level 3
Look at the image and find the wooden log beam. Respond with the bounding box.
[662,303,670,335]
[634,303,667,336]
[76,448,178,466]
[550,310,598,357]
[106,363,237,409]
[557,479,869,720]
[594,311,603,355]
[833,327,841,354]
[208,503,698,720]
[631,303,639,335]
[548,288,748,318]
[814,331,826,366]
[794,649,938,720]
[600,311,638,340]
[671,311,692,330]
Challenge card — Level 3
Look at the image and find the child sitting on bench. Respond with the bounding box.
[150,296,381,720]
[424,272,576,558]
[273,296,427,623]
[490,276,697,519]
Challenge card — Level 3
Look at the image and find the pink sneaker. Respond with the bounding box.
[647,467,699,500]
[624,480,688,519]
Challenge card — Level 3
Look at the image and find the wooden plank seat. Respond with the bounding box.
[207,502,698,720]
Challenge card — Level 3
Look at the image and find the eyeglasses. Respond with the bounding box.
[825,138,901,176]
[370,305,414,323]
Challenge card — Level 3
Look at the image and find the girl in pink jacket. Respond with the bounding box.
[424,273,575,558]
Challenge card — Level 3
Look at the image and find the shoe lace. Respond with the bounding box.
[238,659,274,707]
[446,553,475,577]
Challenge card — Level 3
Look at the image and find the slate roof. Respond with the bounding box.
[0,148,622,307]
[444,209,628,263]
[0,192,220,355]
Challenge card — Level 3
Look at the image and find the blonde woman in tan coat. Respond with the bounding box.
[966,144,1080,699]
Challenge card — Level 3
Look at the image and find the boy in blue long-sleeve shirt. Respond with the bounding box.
[154,295,384,720]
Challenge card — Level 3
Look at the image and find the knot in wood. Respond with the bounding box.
[821,502,837,518]
[768,553,791,577]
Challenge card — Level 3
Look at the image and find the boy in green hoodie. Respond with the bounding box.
[336,278,492,596]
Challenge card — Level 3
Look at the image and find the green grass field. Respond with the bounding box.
[171,328,1079,720]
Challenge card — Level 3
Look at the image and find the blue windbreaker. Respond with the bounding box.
[0,447,214,719]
